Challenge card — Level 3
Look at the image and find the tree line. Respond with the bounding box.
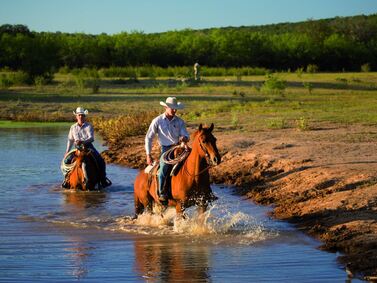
[1,14,377,81]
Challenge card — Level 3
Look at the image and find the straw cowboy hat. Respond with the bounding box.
[73,107,89,116]
[160,97,184,109]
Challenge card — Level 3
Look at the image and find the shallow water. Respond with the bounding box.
[0,125,355,282]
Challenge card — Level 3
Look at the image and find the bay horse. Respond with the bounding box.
[64,145,102,191]
[133,123,221,217]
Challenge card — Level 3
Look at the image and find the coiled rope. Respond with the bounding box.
[161,145,190,165]
[60,149,77,175]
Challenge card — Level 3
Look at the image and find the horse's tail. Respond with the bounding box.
[134,171,155,215]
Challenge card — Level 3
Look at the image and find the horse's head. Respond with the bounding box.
[194,123,221,166]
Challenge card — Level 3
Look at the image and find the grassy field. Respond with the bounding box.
[1,72,377,136]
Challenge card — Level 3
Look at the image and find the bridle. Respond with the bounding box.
[183,135,215,177]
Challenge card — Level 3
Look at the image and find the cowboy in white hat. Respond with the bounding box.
[62,107,111,188]
[145,97,189,202]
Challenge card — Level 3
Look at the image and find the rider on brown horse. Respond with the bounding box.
[62,107,111,189]
[145,97,190,202]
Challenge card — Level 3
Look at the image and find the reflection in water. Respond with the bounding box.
[134,237,211,282]
[63,191,107,210]
[62,191,106,280]
[64,236,95,280]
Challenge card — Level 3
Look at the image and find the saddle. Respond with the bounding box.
[144,146,190,194]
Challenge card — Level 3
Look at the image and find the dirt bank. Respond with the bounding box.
[102,124,377,280]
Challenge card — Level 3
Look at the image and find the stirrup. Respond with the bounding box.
[102,177,112,188]
[61,180,69,189]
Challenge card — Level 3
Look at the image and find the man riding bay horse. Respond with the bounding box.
[145,97,190,202]
[62,107,111,189]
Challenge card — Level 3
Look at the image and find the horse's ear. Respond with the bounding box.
[209,123,214,132]
[199,124,203,131]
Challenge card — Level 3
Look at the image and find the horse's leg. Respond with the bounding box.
[81,163,88,190]
[175,201,186,219]
[197,204,207,225]
[197,204,207,215]
[134,196,144,217]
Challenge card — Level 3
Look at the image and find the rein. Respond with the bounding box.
[183,140,213,177]
[183,162,212,177]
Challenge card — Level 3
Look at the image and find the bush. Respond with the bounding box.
[73,68,101,93]
[303,82,313,94]
[261,74,287,95]
[34,76,48,91]
[92,112,159,144]
[296,117,310,131]
[0,74,13,89]
[267,118,287,129]
[11,71,32,85]
[306,64,319,73]
[58,66,70,74]
[295,67,304,78]
[361,63,371,73]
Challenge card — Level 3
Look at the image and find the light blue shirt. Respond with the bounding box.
[145,113,189,155]
[66,122,94,152]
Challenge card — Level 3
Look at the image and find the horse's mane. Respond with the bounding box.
[190,124,211,140]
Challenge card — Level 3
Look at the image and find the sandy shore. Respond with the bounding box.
[102,124,377,280]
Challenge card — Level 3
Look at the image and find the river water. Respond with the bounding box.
[0,125,354,282]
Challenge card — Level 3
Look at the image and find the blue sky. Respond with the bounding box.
[1,0,376,34]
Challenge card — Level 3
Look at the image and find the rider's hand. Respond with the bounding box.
[146,154,153,165]
[179,136,189,143]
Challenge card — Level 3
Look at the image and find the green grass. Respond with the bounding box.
[1,72,377,133]
[0,120,70,128]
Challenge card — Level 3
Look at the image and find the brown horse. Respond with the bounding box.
[133,123,221,217]
[65,145,101,191]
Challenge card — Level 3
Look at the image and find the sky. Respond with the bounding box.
[1,0,377,34]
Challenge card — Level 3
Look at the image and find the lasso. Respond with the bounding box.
[161,144,190,165]
[60,149,77,175]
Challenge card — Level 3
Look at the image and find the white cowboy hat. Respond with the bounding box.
[160,97,184,109]
[73,107,89,116]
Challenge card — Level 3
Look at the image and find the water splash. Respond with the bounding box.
[113,204,277,245]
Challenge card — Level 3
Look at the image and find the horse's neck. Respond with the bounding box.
[183,144,207,178]
[75,154,85,166]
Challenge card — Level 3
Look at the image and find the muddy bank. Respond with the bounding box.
[102,124,377,280]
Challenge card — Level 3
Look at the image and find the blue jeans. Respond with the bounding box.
[86,143,107,179]
[158,145,173,197]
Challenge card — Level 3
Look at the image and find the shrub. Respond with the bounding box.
[92,112,159,144]
[34,76,48,91]
[267,118,287,129]
[306,64,319,73]
[296,67,304,78]
[261,74,286,95]
[296,117,310,131]
[361,63,371,73]
[11,71,32,85]
[0,74,13,89]
[303,82,313,94]
[73,68,101,93]
[335,77,348,84]
[58,66,70,74]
